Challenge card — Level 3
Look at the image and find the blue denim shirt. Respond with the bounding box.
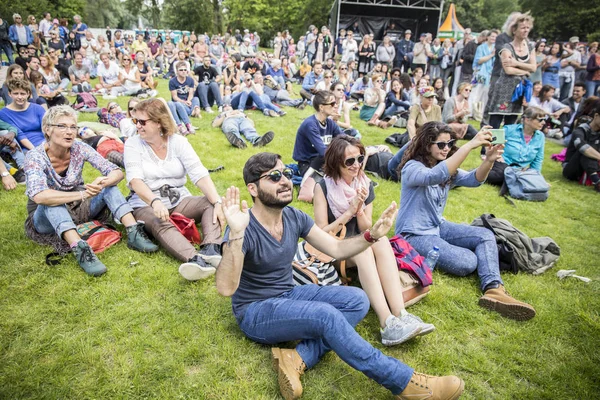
[301,71,322,91]
[502,124,545,172]
[395,160,483,237]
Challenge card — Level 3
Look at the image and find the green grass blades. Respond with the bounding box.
[0,78,599,399]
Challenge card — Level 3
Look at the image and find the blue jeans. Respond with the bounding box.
[258,94,281,112]
[231,91,266,111]
[0,132,25,168]
[387,140,411,181]
[0,42,14,65]
[196,81,223,108]
[239,284,413,395]
[221,116,259,143]
[405,221,503,291]
[168,98,200,125]
[586,80,600,98]
[33,186,133,238]
[382,104,407,119]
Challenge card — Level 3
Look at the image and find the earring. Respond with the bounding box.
[160,132,164,137]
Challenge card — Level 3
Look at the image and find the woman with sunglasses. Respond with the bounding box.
[124,98,225,281]
[406,86,442,139]
[395,121,536,321]
[442,82,478,140]
[485,106,547,185]
[23,105,157,276]
[313,135,434,346]
[119,97,141,138]
[360,73,397,129]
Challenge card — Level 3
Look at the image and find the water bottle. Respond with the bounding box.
[424,246,440,271]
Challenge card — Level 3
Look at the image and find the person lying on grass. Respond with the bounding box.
[211,104,275,149]
[215,152,464,400]
[23,105,158,276]
[313,135,434,346]
[395,121,536,321]
[124,98,225,281]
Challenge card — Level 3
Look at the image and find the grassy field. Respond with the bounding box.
[0,77,599,400]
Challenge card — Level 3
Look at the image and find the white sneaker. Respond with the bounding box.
[400,312,436,336]
[380,315,422,346]
[205,107,215,114]
[148,89,158,98]
[179,255,216,281]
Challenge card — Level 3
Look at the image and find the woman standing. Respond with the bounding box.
[440,39,455,85]
[529,40,546,84]
[428,38,443,80]
[23,105,157,276]
[471,30,498,121]
[395,121,536,321]
[358,35,375,76]
[376,36,396,70]
[487,13,536,129]
[541,42,562,95]
[273,32,282,59]
[124,99,225,281]
[314,135,434,345]
[585,42,600,97]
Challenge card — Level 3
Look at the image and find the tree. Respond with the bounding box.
[162,0,215,33]
[0,0,85,22]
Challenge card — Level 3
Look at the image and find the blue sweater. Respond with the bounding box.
[502,124,545,172]
[0,104,46,149]
[292,115,343,163]
[395,160,483,237]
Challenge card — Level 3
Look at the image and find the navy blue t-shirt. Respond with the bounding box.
[292,115,343,163]
[227,207,314,323]
[168,76,195,101]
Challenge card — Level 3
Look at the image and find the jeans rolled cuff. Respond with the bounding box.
[112,202,134,221]
[55,220,78,238]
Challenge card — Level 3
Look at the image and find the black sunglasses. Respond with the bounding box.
[322,101,337,106]
[132,118,151,126]
[252,168,293,183]
[109,104,118,110]
[432,140,456,150]
[344,155,365,167]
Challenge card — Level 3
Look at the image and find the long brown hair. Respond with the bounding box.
[133,98,178,136]
[324,135,366,182]
[399,121,458,173]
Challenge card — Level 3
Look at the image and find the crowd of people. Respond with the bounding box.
[0,10,599,400]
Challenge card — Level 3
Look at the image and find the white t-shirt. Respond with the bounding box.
[97,61,121,85]
[81,38,98,59]
[120,66,142,92]
[124,134,209,209]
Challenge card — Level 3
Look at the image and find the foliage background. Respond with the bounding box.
[1,0,598,44]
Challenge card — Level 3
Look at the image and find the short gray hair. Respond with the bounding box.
[13,14,21,21]
[42,105,78,140]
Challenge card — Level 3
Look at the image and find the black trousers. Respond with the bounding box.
[563,152,600,182]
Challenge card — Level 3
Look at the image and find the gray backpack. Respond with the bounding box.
[471,214,560,275]
[503,167,550,202]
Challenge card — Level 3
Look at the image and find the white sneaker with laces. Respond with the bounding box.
[380,315,422,346]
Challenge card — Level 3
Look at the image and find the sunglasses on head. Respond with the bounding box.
[432,140,456,150]
[132,118,151,126]
[252,168,294,183]
[344,155,365,167]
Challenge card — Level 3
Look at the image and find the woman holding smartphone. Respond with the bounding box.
[395,121,536,321]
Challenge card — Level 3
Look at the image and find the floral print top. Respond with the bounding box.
[24,141,118,200]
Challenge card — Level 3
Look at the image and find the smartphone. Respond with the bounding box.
[490,129,505,145]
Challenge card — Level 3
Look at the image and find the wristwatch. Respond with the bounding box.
[1,171,9,177]
[212,199,223,206]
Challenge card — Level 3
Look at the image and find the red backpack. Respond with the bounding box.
[76,220,122,253]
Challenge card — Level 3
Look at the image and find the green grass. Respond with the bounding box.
[1,78,599,399]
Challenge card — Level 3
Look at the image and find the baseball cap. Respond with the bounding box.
[405,29,412,34]
[419,86,437,98]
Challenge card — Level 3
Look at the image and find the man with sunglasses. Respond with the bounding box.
[215,152,464,400]
[293,90,344,177]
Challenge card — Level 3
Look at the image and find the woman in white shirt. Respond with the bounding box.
[124,98,225,281]
[119,57,143,96]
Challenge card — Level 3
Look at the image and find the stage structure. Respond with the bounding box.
[329,0,445,43]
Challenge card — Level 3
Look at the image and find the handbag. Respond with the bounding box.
[388,235,432,307]
[503,167,550,202]
[292,226,345,286]
[170,212,202,244]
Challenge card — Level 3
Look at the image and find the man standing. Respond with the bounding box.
[193,55,224,113]
[395,29,414,72]
[451,28,471,96]
[558,38,581,101]
[38,13,52,44]
[215,152,464,400]
[306,25,318,65]
[9,14,33,53]
[0,15,13,64]
[411,33,429,72]
[460,31,484,84]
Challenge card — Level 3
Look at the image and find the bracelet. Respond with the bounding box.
[227,236,244,246]
[150,198,161,207]
[363,229,378,243]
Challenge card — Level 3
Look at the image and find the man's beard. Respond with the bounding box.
[257,185,293,209]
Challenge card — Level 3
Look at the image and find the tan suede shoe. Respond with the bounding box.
[396,371,464,400]
[478,284,536,321]
[271,348,306,400]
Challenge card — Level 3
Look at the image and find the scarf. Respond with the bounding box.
[324,172,371,219]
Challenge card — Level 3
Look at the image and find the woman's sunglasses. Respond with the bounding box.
[432,140,456,150]
[344,155,365,167]
[252,168,293,183]
[132,118,151,126]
